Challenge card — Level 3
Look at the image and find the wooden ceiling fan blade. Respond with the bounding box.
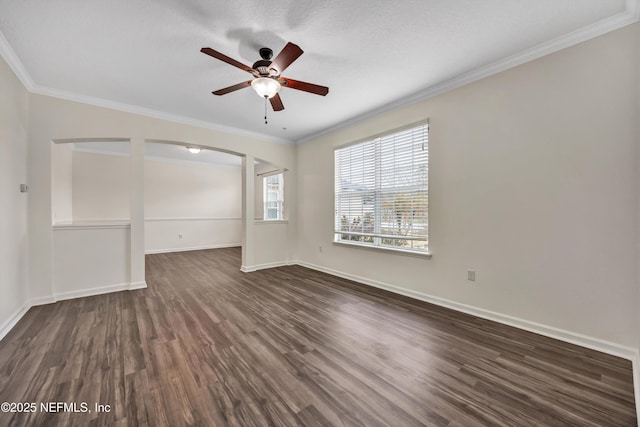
[270,93,284,111]
[280,78,329,96]
[270,42,303,74]
[201,47,256,75]
[212,80,252,95]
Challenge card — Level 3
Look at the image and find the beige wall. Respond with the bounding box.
[28,94,296,301]
[53,226,130,296]
[297,23,640,349]
[0,54,29,337]
[51,142,73,223]
[67,150,243,252]
[144,156,240,219]
[143,155,242,252]
[72,150,130,220]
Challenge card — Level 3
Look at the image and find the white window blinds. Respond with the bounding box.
[334,122,428,252]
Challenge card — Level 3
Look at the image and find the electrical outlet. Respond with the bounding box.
[178,234,183,239]
[467,270,476,281]
[318,245,323,253]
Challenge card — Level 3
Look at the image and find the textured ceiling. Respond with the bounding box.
[0,0,633,143]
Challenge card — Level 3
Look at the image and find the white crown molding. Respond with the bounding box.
[0,31,34,90]
[0,29,292,146]
[297,2,640,144]
[32,85,293,145]
[1,3,638,147]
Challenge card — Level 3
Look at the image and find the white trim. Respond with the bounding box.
[241,260,295,273]
[254,220,289,225]
[633,354,640,426]
[33,85,293,145]
[53,222,131,230]
[143,154,242,168]
[0,29,290,144]
[1,282,150,342]
[0,31,34,90]
[0,303,31,342]
[294,260,638,361]
[29,296,56,306]
[297,4,640,144]
[130,281,147,290]
[257,168,287,178]
[1,5,636,146]
[145,243,241,254]
[71,145,243,168]
[71,145,131,157]
[145,217,241,222]
[54,282,131,301]
[333,240,431,259]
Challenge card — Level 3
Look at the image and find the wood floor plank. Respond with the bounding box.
[0,247,636,426]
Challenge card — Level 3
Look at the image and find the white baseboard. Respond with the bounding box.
[294,260,638,361]
[130,281,147,290]
[0,303,31,341]
[55,282,132,302]
[32,281,148,306]
[241,260,295,273]
[633,354,640,425]
[145,243,241,255]
[1,280,151,343]
[29,296,56,306]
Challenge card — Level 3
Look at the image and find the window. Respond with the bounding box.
[334,121,428,253]
[263,172,284,220]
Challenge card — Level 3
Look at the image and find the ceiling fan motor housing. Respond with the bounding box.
[254,48,277,76]
[252,59,273,76]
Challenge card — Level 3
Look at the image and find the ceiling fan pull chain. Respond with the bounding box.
[264,96,268,124]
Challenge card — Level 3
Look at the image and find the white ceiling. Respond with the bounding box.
[0,1,635,143]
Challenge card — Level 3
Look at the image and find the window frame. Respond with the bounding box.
[333,120,430,256]
[262,172,284,221]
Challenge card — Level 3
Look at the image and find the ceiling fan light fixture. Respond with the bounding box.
[187,146,201,154]
[251,77,281,99]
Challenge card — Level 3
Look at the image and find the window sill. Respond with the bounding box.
[332,240,432,259]
[254,220,289,225]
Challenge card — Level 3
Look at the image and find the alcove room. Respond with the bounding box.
[1,0,639,425]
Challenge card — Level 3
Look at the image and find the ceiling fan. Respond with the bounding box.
[200,42,329,113]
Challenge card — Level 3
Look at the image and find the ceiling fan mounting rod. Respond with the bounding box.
[259,47,273,60]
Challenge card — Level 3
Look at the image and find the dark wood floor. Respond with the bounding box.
[0,248,636,426]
